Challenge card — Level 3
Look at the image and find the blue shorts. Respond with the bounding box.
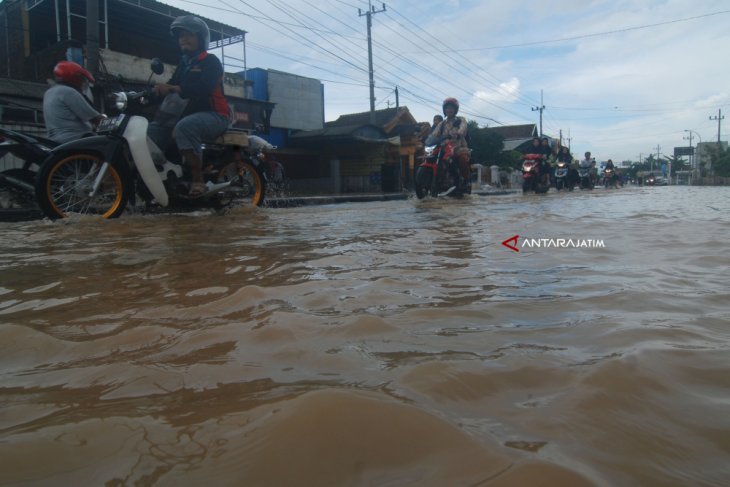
[173,111,229,154]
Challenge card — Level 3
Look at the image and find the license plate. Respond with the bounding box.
[96,115,125,133]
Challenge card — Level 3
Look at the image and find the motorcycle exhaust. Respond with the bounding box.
[0,173,34,193]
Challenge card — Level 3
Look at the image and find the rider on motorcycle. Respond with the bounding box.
[43,61,104,144]
[523,136,550,184]
[426,98,471,188]
[152,15,230,196]
[580,151,597,185]
[604,159,618,187]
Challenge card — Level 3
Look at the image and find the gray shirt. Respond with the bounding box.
[43,84,100,144]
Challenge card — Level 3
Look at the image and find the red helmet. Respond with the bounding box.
[53,61,94,90]
[442,97,459,115]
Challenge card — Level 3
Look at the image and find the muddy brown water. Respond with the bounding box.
[0,186,728,486]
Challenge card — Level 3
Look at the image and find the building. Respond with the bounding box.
[286,107,423,193]
[480,124,539,152]
[0,0,273,133]
[245,68,325,147]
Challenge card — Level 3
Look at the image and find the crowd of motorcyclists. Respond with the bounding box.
[519,136,624,191]
[4,12,626,214]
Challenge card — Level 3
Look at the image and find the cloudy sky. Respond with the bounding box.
[161,0,729,162]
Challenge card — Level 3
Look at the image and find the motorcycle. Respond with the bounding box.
[414,138,469,199]
[521,153,549,194]
[0,128,56,209]
[34,59,266,220]
[603,167,617,189]
[248,135,287,196]
[578,161,595,190]
[553,160,574,191]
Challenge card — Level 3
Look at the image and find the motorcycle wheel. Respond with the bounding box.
[216,161,265,207]
[414,166,431,199]
[556,179,564,191]
[522,179,531,193]
[35,153,130,220]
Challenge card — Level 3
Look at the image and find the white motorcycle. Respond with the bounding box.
[34,59,266,219]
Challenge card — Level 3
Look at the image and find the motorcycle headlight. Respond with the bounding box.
[114,92,128,111]
[424,146,435,156]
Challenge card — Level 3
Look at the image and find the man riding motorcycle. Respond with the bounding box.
[426,97,471,190]
[152,15,230,197]
[523,137,551,185]
[43,61,104,144]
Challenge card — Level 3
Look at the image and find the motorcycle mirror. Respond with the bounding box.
[150,58,165,75]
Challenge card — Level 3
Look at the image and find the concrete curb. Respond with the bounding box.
[0,190,519,221]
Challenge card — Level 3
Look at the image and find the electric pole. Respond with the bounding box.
[654,144,661,173]
[85,0,99,75]
[710,109,724,143]
[359,1,386,125]
[532,89,545,137]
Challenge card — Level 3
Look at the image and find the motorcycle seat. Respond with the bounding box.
[207,129,250,147]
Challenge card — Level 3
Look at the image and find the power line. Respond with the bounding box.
[429,10,730,53]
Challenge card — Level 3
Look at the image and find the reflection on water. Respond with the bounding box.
[1,186,729,486]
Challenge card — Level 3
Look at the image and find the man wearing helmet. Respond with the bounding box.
[427,97,471,189]
[153,16,230,196]
[43,61,104,144]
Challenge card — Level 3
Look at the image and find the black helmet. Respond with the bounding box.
[170,15,210,51]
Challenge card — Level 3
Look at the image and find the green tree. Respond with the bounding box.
[707,144,730,177]
[467,121,508,168]
[668,155,691,176]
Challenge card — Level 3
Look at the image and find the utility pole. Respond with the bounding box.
[532,89,545,136]
[710,109,724,143]
[654,144,661,173]
[684,132,694,170]
[395,86,399,109]
[85,0,99,75]
[359,1,386,125]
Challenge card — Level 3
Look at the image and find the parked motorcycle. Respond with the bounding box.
[553,160,574,191]
[414,138,469,199]
[0,128,56,208]
[521,153,549,194]
[34,60,266,220]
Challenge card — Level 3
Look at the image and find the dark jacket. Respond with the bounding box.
[169,52,229,119]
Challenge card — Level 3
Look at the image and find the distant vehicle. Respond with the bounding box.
[644,173,667,186]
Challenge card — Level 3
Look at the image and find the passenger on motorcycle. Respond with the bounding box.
[427,98,470,187]
[43,61,104,144]
[152,15,230,196]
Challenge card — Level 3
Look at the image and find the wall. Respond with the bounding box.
[267,70,324,131]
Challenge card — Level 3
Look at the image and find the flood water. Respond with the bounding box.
[0,185,728,486]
